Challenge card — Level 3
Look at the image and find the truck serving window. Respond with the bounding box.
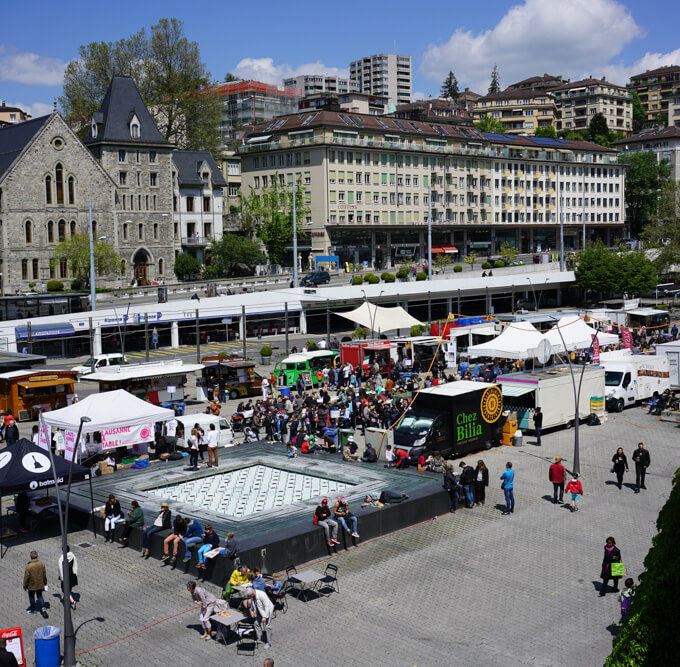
[397,415,433,435]
[605,371,623,387]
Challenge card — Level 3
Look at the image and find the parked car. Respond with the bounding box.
[300,271,331,287]
[72,353,127,375]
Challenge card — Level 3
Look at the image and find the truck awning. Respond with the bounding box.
[501,384,535,397]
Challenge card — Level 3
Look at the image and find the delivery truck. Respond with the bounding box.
[600,350,670,412]
[393,381,503,460]
[655,341,680,389]
[498,365,605,432]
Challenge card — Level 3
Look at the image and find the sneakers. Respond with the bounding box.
[40,610,49,619]
[27,609,37,615]
[161,554,169,562]
[351,531,360,538]
[263,643,271,649]
[331,539,340,545]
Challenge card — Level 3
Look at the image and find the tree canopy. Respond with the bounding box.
[488,65,501,94]
[474,116,506,133]
[631,91,646,133]
[641,181,680,272]
[52,233,122,283]
[173,252,202,280]
[203,234,264,278]
[534,126,557,139]
[60,18,221,154]
[440,71,459,100]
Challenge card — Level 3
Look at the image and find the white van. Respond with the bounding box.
[72,353,127,376]
[600,350,670,412]
[175,413,235,449]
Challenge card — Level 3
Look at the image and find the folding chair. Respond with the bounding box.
[317,563,339,596]
[264,576,288,617]
[236,619,256,656]
[284,565,298,596]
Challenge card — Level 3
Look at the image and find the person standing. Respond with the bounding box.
[187,428,200,470]
[186,580,225,640]
[444,463,461,513]
[5,418,19,446]
[632,442,650,493]
[611,448,629,490]
[261,375,270,401]
[474,460,489,505]
[246,588,274,649]
[459,461,476,509]
[205,423,219,468]
[500,461,515,515]
[565,473,583,512]
[548,457,566,504]
[57,546,79,610]
[533,407,543,446]
[23,551,48,618]
[600,536,622,596]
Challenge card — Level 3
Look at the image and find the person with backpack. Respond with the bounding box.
[565,473,583,512]
[314,498,339,547]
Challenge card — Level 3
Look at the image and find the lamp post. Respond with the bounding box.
[292,183,298,288]
[427,185,432,280]
[88,201,95,310]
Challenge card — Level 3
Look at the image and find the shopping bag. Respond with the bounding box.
[611,562,625,577]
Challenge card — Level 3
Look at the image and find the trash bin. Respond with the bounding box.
[338,429,355,448]
[34,625,60,667]
[513,430,523,447]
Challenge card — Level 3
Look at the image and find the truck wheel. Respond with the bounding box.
[229,390,239,400]
[616,399,624,413]
[483,440,492,450]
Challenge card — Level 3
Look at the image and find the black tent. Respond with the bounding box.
[0,439,94,557]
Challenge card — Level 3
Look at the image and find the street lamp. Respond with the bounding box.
[427,185,432,280]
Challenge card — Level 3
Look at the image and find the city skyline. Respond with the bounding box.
[1,0,679,119]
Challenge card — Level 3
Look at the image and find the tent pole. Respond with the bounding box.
[88,475,96,540]
[1,494,4,559]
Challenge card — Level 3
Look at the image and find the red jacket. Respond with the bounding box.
[548,463,566,483]
[565,479,583,494]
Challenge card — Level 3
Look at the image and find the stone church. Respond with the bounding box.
[0,76,175,294]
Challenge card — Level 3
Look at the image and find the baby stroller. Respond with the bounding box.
[243,426,259,443]
[231,413,244,433]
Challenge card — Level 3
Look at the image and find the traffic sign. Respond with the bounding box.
[152,327,158,347]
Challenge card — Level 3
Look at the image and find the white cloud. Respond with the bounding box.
[602,48,680,85]
[411,91,431,102]
[0,45,65,86]
[232,57,348,85]
[421,0,644,92]
[6,100,54,118]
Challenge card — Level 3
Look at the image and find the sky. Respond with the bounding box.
[2,0,680,118]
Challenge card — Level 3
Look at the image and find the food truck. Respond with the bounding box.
[655,341,680,389]
[0,369,78,421]
[339,341,398,372]
[201,356,263,400]
[274,350,338,388]
[498,365,605,432]
[81,359,204,405]
[393,381,504,459]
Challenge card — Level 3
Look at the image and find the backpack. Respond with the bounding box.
[313,512,319,526]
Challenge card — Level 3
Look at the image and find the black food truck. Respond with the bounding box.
[393,381,503,460]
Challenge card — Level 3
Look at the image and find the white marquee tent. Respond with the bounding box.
[336,302,423,334]
[467,321,546,360]
[545,315,619,352]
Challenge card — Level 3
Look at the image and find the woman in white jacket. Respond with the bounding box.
[58,547,79,610]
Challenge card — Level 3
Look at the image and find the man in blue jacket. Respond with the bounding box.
[500,461,515,515]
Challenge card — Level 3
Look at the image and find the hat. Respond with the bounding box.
[347,435,355,443]
[30,550,38,559]
[161,502,169,508]
[554,456,562,463]
[321,498,328,505]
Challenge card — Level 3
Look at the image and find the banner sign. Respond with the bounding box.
[622,328,633,350]
[1,627,25,665]
[102,423,154,450]
[591,334,600,363]
[64,429,79,461]
[38,422,51,451]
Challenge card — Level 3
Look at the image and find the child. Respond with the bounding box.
[619,578,635,617]
[384,445,395,468]
[287,443,297,458]
[266,572,283,596]
[565,473,583,512]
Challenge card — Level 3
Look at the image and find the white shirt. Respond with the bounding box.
[165,419,177,437]
[206,430,218,448]
[253,589,274,618]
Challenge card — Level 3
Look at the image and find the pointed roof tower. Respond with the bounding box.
[84,76,169,147]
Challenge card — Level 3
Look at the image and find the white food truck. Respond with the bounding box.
[655,341,680,389]
[600,350,670,412]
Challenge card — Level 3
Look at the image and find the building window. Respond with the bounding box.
[48,220,54,243]
[173,195,178,212]
[204,222,212,238]
[118,150,126,162]
[67,177,75,205]
[60,259,68,278]
[55,163,64,204]
[138,223,143,240]
[153,195,157,211]
[158,258,164,275]
[70,220,76,237]
[153,223,158,240]
[32,259,39,280]
[130,121,140,139]
[186,196,194,212]
[123,223,128,241]
[25,220,32,243]
[150,151,156,163]
[58,219,66,242]
[119,172,127,186]
[21,259,28,280]
[45,176,52,204]
[203,196,210,212]
[150,172,158,186]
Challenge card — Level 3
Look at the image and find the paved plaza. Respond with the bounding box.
[1,407,675,666]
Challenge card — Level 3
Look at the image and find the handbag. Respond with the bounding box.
[611,562,625,577]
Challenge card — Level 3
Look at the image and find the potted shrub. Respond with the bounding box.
[481,261,491,270]
[364,273,379,284]
[415,271,427,281]
[380,271,396,283]
[396,267,410,281]
[351,275,363,285]
[453,264,463,273]
[260,345,272,364]
[494,260,504,268]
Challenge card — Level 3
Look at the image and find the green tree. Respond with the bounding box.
[173,252,202,280]
[587,112,611,146]
[440,71,459,101]
[433,254,452,272]
[52,234,122,283]
[204,234,263,277]
[463,251,478,270]
[488,64,501,94]
[631,91,646,133]
[224,72,239,82]
[60,18,221,153]
[534,126,557,139]
[574,242,619,295]
[239,174,311,266]
[620,150,671,237]
[616,251,657,297]
[641,181,680,272]
[500,241,519,265]
[474,116,506,133]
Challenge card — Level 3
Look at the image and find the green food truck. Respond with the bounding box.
[274,350,338,388]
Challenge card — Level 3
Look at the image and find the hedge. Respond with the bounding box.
[494,260,505,268]
[396,267,410,279]
[481,261,491,270]
[453,265,463,273]
[381,272,396,283]
[351,276,363,285]
[415,271,427,281]
[47,280,64,292]
[364,273,379,284]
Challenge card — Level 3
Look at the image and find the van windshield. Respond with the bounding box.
[605,371,623,387]
[396,414,433,435]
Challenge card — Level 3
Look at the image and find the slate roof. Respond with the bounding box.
[554,77,628,92]
[0,114,50,181]
[172,150,227,187]
[84,76,169,147]
[612,125,680,146]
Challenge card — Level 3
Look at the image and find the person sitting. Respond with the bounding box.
[320,433,337,453]
[222,531,239,561]
[223,565,251,602]
[426,451,446,473]
[361,444,378,463]
[141,502,171,558]
[301,435,316,454]
[181,518,203,565]
[162,514,186,565]
[119,500,144,548]
[196,525,220,571]
[417,453,427,471]
[103,494,122,543]
[333,496,359,539]
[287,443,297,458]
[343,436,360,462]
[266,572,283,596]
[250,567,267,592]
[315,498,339,547]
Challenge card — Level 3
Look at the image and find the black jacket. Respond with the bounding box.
[601,545,622,579]
[533,411,543,429]
[475,466,489,487]
[460,465,476,485]
[364,446,378,463]
[159,508,172,529]
[0,647,19,667]
[443,470,460,493]
[632,448,650,467]
[105,500,121,517]
[611,453,628,472]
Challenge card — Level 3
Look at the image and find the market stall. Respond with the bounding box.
[336,302,423,335]
[467,321,546,360]
[0,369,78,421]
[545,315,619,352]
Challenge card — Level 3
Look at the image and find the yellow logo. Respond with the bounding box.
[480,386,502,423]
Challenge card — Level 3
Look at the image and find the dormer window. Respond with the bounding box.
[130,113,140,139]
[91,120,98,138]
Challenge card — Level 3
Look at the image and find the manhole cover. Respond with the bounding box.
[77,542,94,548]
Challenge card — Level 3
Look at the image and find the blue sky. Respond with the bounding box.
[2,0,679,117]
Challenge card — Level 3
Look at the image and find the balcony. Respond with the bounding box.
[182,236,209,247]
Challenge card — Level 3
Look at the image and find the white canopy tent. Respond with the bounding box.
[336,302,423,334]
[41,389,174,433]
[467,321,546,360]
[545,315,619,352]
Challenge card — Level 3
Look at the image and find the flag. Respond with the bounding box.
[622,328,633,350]
[591,334,600,363]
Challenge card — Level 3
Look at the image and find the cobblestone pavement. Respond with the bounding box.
[1,407,675,666]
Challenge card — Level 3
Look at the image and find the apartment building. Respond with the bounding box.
[554,78,632,135]
[239,111,624,268]
[628,65,680,121]
[283,74,359,97]
[473,90,557,134]
[171,151,226,263]
[506,74,565,93]
[457,89,481,112]
[0,101,32,125]
[669,88,680,128]
[388,99,473,127]
[613,126,680,183]
[349,54,412,108]
[299,92,388,115]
